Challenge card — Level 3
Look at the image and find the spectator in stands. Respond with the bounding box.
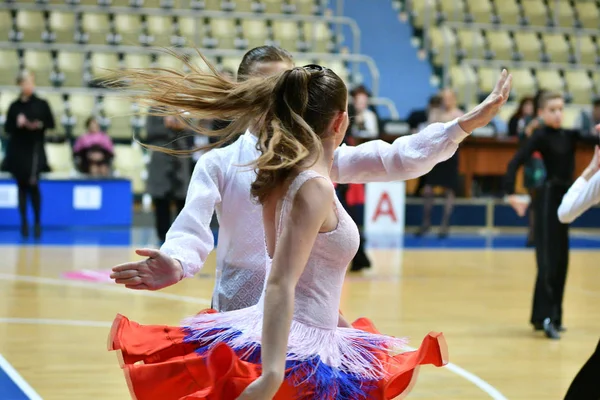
[73,116,114,177]
[349,85,379,139]
[575,98,600,137]
[416,88,464,238]
[505,91,600,339]
[508,96,534,137]
[146,111,193,243]
[1,70,54,239]
[407,94,442,133]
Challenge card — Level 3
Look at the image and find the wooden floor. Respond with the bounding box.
[0,244,599,399]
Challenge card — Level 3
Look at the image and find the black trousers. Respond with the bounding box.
[152,196,185,243]
[531,182,569,326]
[564,338,600,399]
[16,178,41,226]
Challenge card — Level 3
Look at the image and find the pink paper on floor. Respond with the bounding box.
[62,270,114,283]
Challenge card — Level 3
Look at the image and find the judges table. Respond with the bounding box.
[458,137,595,197]
[0,173,132,228]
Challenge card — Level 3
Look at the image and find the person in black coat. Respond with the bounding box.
[2,71,55,238]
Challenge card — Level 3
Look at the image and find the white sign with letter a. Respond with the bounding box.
[364,182,406,237]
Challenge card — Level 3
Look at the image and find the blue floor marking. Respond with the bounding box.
[0,355,33,400]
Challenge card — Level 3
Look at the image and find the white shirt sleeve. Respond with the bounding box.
[330,118,468,183]
[557,173,600,223]
[160,152,223,277]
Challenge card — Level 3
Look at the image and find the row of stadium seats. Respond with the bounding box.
[408,0,599,29]
[1,9,333,52]
[0,47,350,87]
[451,65,600,105]
[5,0,324,15]
[0,88,145,138]
[429,26,599,66]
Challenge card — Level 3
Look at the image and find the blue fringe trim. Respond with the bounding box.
[183,327,380,400]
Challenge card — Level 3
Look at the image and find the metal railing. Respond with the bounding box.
[0,2,363,77]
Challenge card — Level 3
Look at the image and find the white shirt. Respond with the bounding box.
[160,120,468,311]
[557,174,600,223]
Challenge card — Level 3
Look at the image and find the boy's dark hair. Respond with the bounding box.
[237,46,293,82]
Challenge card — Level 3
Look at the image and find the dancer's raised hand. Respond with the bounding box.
[458,69,513,133]
[506,194,529,217]
[110,248,184,290]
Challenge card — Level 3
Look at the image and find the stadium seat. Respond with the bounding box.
[485,29,514,60]
[511,67,536,97]
[303,21,332,53]
[521,0,548,26]
[542,33,571,63]
[22,50,54,87]
[273,20,300,52]
[15,10,47,43]
[450,64,478,105]
[410,0,434,29]
[549,1,576,28]
[57,51,86,87]
[429,26,457,66]
[177,16,204,47]
[439,0,466,22]
[535,68,564,93]
[89,52,121,82]
[145,15,174,47]
[574,1,599,30]
[81,12,112,45]
[220,56,243,74]
[564,69,594,105]
[0,10,12,42]
[465,0,492,24]
[101,96,135,139]
[114,14,143,46]
[45,142,75,174]
[0,50,20,86]
[241,19,269,49]
[67,93,98,133]
[494,0,520,25]
[123,53,152,70]
[514,31,542,62]
[208,18,237,49]
[113,143,146,194]
[49,11,78,44]
[43,92,66,128]
[0,89,20,126]
[563,105,580,128]
[296,0,316,16]
[456,28,486,59]
[570,34,597,65]
[592,71,600,95]
[476,66,498,94]
[263,0,284,14]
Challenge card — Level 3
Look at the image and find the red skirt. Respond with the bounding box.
[108,310,447,400]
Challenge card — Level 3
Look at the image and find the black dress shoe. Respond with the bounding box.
[533,322,566,332]
[543,318,561,340]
